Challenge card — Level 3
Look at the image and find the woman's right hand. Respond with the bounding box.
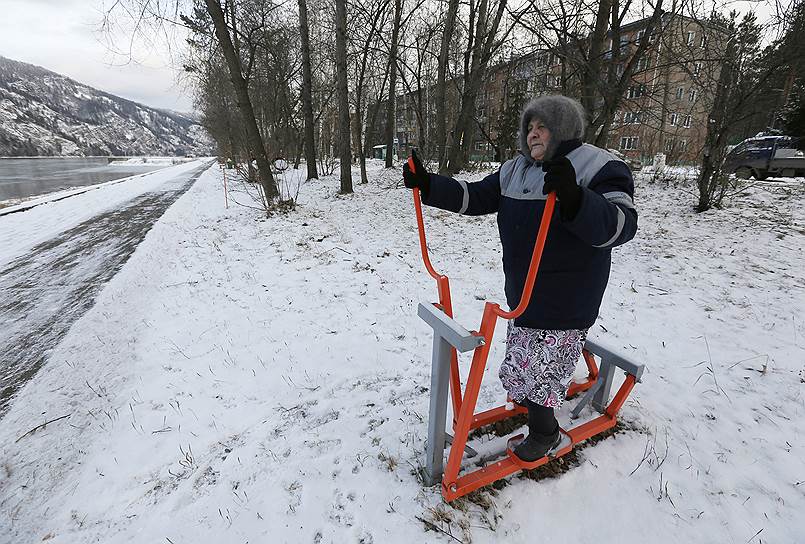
[403,149,430,194]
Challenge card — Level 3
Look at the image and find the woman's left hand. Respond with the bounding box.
[542,157,582,220]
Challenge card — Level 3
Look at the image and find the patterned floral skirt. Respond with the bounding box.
[498,321,589,408]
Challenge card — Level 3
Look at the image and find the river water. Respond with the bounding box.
[0,158,171,202]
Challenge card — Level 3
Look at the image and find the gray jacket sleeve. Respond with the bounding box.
[423,171,501,216]
[562,160,638,248]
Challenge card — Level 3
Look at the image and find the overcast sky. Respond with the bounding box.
[0,0,193,112]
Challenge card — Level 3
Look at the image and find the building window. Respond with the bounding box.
[694,62,702,75]
[688,89,697,102]
[669,112,678,126]
[616,63,625,76]
[665,139,675,152]
[620,136,639,150]
[676,86,684,100]
[700,35,706,47]
[679,139,688,151]
[623,111,642,124]
[627,84,647,99]
[686,31,695,45]
[637,57,651,71]
[475,141,486,151]
[683,115,692,127]
[636,30,645,43]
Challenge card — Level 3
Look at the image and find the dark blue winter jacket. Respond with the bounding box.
[423,140,637,330]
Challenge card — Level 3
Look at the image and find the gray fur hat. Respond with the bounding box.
[519,95,587,161]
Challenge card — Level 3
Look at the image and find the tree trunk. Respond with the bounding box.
[446,90,479,174]
[204,0,277,204]
[298,0,319,180]
[335,0,353,193]
[354,2,389,183]
[435,0,461,173]
[364,71,389,166]
[352,115,367,183]
[696,27,738,212]
[445,0,506,175]
[591,0,664,146]
[582,0,614,140]
[384,0,403,167]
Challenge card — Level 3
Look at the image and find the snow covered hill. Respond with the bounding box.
[0,56,210,157]
[0,162,803,543]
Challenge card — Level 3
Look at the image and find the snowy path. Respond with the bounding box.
[0,161,210,414]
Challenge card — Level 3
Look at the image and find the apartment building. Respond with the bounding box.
[606,14,723,164]
[375,13,723,166]
[373,51,557,163]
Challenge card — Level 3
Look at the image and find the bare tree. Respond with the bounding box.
[435,0,461,172]
[203,0,278,202]
[106,0,279,209]
[383,0,404,167]
[520,0,667,146]
[590,0,664,146]
[693,11,794,211]
[397,14,440,161]
[298,0,319,179]
[335,0,353,192]
[351,0,392,183]
[443,0,511,175]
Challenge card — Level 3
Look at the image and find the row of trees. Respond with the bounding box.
[107,0,803,212]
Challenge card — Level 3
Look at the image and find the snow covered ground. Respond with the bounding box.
[0,160,803,543]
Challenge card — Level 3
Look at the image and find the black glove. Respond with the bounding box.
[542,157,582,220]
[403,149,431,198]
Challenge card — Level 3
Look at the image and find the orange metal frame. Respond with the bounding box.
[409,157,639,501]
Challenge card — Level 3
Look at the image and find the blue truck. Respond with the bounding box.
[723,135,805,180]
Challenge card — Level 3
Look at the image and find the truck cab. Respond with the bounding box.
[724,136,805,180]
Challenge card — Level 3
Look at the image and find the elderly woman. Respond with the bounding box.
[403,95,638,461]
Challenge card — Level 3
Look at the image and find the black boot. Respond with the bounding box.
[513,400,561,462]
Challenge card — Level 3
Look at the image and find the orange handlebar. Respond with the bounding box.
[409,154,556,318]
[413,187,442,280]
[409,156,442,281]
[496,192,555,320]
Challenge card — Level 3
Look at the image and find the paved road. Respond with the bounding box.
[0,162,210,416]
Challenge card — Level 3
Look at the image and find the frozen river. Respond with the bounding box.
[0,157,171,202]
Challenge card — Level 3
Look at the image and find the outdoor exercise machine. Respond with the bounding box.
[409,157,645,502]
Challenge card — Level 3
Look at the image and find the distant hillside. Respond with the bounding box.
[0,56,211,157]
